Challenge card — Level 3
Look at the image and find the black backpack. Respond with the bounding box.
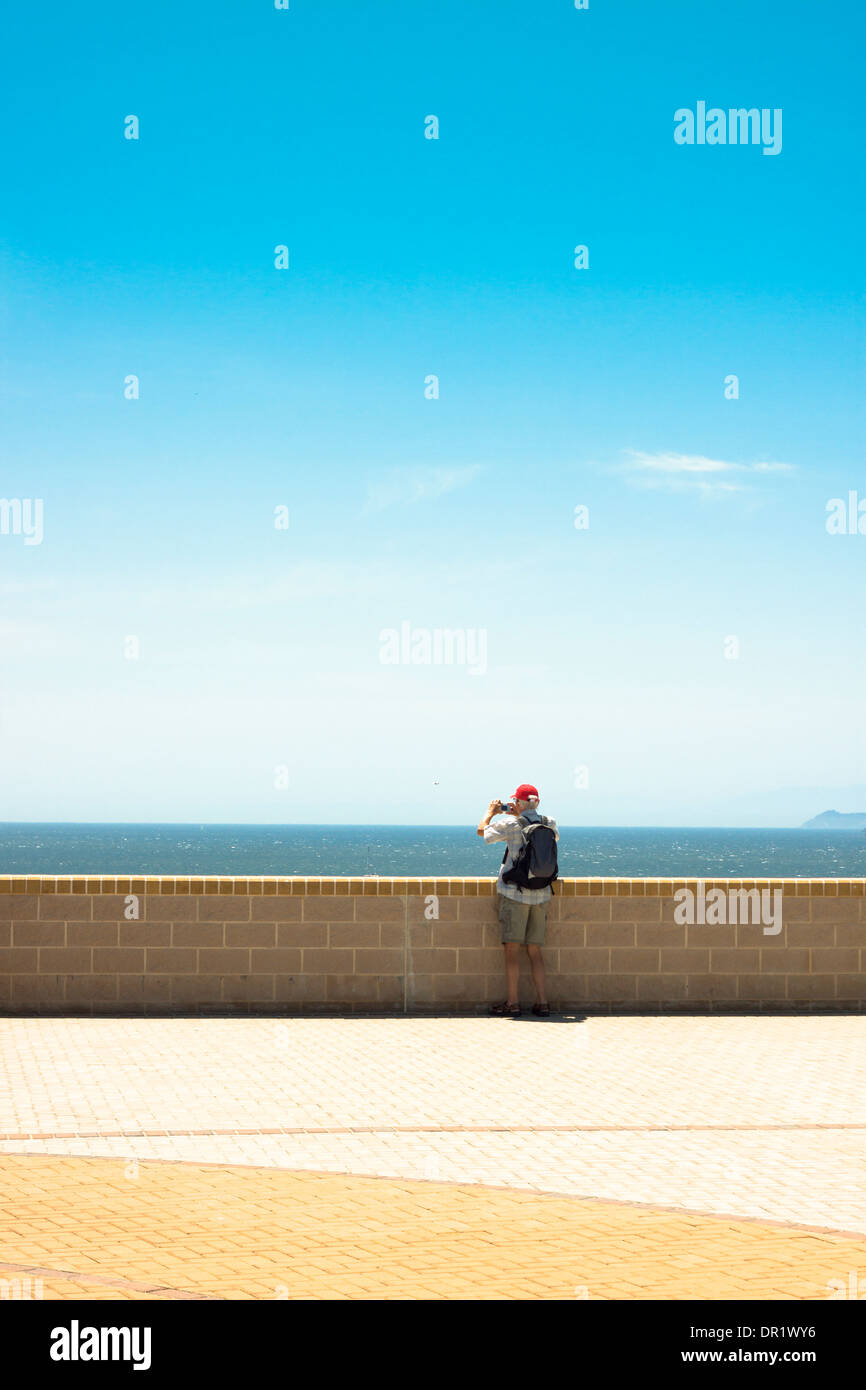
[501,815,559,892]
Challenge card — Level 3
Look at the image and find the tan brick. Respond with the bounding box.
[776,895,810,921]
[736,974,787,1000]
[92,948,145,973]
[637,923,686,947]
[0,923,9,948]
[65,974,118,1002]
[38,948,91,974]
[222,975,275,1003]
[760,949,810,973]
[457,948,501,974]
[637,975,689,1001]
[483,924,506,948]
[583,974,636,1001]
[141,895,198,921]
[380,923,404,947]
[355,896,404,922]
[354,948,404,975]
[710,949,759,973]
[376,975,403,1003]
[430,974,485,1001]
[559,898,611,922]
[38,894,92,921]
[0,895,39,920]
[681,974,739,1000]
[146,948,197,974]
[250,897,303,921]
[326,974,380,1002]
[218,922,273,947]
[12,920,66,947]
[812,897,860,922]
[550,975,586,1003]
[786,975,836,1001]
[170,975,223,1004]
[410,948,455,973]
[137,974,173,1004]
[300,948,354,974]
[116,975,170,1004]
[457,898,498,923]
[328,923,380,948]
[119,922,171,947]
[834,975,866,1000]
[172,923,224,948]
[558,947,608,973]
[197,948,250,974]
[586,924,635,948]
[432,923,484,948]
[198,895,250,922]
[659,949,711,973]
[276,922,328,948]
[302,897,356,922]
[737,926,787,948]
[408,974,434,1003]
[610,948,660,973]
[548,921,584,947]
[835,922,866,947]
[64,921,120,947]
[611,898,661,922]
[250,948,303,973]
[811,948,859,973]
[273,974,328,1002]
[686,924,737,948]
[786,922,836,947]
[9,974,64,1002]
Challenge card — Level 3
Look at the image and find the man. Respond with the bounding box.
[477,783,559,1018]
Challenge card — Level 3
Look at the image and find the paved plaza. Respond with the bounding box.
[1,1015,865,1299]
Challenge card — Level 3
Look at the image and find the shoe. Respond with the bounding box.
[532,1002,551,1017]
[489,1001,521,1017]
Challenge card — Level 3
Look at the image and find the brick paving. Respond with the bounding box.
[1,1016,865,1298]
[3,1154,866,1301]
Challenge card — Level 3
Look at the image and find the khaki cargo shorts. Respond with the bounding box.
[497,892,548,946]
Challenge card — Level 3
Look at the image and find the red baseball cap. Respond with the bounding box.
[511,784,539,801]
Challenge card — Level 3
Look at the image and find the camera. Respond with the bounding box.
[494,799,513,813]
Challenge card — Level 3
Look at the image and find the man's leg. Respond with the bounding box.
[497,894,528,1006]
[503,941,521,1005]
[525,944,547,1006]
[525,903,549,1005]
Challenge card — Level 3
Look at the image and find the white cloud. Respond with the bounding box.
[363,464,482,511]
[620,450,794,494]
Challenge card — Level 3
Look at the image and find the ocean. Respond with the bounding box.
[0,824,864,878]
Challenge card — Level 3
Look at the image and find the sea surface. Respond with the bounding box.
[0,824,864,877]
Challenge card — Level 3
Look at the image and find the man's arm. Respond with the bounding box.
[477,800,504,838]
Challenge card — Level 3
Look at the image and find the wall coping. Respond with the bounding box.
[1,875,865,896]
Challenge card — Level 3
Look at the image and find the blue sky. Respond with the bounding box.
[1,0,864,825]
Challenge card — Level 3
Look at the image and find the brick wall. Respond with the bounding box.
[1,876,864,1014]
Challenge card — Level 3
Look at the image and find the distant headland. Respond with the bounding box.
[802,810,866,830]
